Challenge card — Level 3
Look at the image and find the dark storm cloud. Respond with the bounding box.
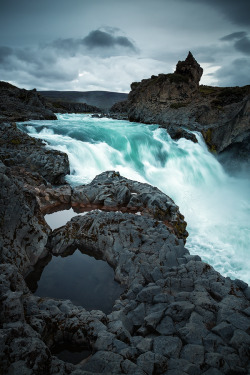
[234,36,250,55]
[48,29,137,57]
[215,58,250,86]
[220,32,247,41]
[185,0,250,26]
[220,31,250,56]
[82,30,136,51]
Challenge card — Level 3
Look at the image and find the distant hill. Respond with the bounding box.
[39,90,128,110]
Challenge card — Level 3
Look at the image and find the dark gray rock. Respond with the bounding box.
[212,322,234,341]
[153,336,182,358]
[0,165,50,274]
[0,123,70,184]
[72,170,188,241]
[202,369,224,375]
[180,344,204,364]
[156,315,176,335]
[137,285,162,303]
[81,351,123,374]
[178,322,209,345]
[0,81,57,122]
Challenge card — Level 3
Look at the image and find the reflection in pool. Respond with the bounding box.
[45,208,87,230]
[26,249,124,314]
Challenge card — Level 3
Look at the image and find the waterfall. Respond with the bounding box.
[19,113,250,284]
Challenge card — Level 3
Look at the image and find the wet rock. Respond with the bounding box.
[0,322,51,374]
[72,170,188,241]
[80,350,123,374]
[167,125,198,143]
[153,336,182,358]
[0,123,70,184]
[0,164,50,274]
[180,344,205,364]
[155,315,176,335]
[212,322,234,341]
[178,322,209,345]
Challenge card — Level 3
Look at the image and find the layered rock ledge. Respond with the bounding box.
[0,122,249,374]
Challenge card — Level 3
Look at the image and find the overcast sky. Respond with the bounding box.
[0,0,250,92]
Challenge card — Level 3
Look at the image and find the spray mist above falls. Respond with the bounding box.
[19,114,250,285]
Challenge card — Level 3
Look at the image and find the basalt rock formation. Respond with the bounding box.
[1,168,250,374]
[111,52,250,172]
[0,81,57,122]
[0,122,70,184]
[0,121,250,374]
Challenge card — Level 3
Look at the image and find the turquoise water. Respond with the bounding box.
[19,114,250,284]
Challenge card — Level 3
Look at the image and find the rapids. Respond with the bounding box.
[19,114,250,284]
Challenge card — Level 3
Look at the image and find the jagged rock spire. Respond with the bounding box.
[175,51,203,86]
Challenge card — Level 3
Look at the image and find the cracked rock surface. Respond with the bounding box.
[0,126,249,375]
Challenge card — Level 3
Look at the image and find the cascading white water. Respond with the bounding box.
[19,114,250,284]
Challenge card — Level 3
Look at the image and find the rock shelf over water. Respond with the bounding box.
[0,122,249,374]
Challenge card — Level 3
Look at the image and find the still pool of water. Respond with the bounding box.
[26,249,124,314]
[45,207,87,230]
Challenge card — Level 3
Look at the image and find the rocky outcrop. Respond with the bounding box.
[0,121,70,274]
[175,51,203,90]
[0,122,70,184]
[71,171,188,241]
[127,52,204,127]
[109,100,129,120]
[0,81,57,122]
[112,53,250,170]
[0,161,50,275]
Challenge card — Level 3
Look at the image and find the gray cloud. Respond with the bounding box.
[220,32,247,41]
[83,30,115,48]
[234,36,250,55]
[215,58,250,86]
[0,46,13,63]
[50,38,80,55]
[220,31,250,56]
